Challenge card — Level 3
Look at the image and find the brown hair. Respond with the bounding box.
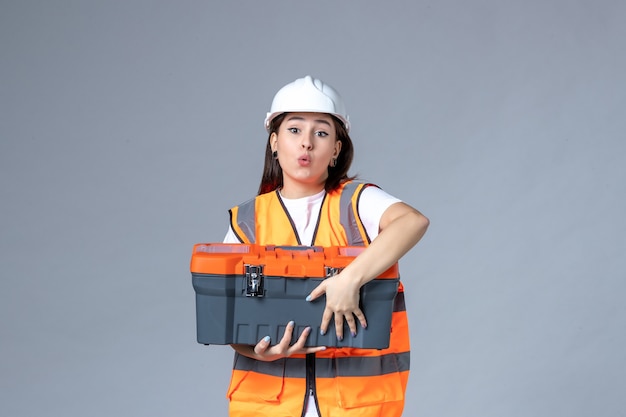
[257,113,356,195]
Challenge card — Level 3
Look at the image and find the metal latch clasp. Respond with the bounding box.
[325,266,344,277]
[244,264,265,297]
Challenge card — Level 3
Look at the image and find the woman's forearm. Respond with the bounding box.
[344,204,429,286]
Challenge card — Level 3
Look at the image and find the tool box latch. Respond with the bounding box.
[245,264,265,297]
[325,266,344,277]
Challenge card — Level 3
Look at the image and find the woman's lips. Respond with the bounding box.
[298,155,311,166]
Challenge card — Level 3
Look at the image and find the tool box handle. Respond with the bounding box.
[266,245,324,252]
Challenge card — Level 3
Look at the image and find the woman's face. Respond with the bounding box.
[271,112,342,197]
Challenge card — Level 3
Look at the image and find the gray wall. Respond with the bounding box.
[1,1,624,416]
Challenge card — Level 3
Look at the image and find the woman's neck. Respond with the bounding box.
[279,181,325,199]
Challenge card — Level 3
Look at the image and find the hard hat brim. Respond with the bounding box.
[264,111,350,133]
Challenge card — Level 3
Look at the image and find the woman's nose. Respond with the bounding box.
[301,135,313,149]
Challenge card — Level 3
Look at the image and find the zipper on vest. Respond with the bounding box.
[302,353,320,417]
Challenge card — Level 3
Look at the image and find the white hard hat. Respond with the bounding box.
[264,75,350,133]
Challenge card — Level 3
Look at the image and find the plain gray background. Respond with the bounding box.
[1,1,625,416]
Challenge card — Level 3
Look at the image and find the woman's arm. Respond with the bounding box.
[307,202,429,340]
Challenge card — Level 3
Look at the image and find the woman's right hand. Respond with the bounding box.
[231,321,326,361]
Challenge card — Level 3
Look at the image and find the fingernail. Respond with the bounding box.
[338,335,343,341]
[305,295,312,302]
[351,331,357,338]
[288,320,295,327]
[320,329,326,336]
[263,336,270,343]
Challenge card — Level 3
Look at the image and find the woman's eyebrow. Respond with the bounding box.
[285,116,331,127]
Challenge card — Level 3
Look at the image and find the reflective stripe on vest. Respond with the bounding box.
[234,351,410,378]
[339,181,371,246]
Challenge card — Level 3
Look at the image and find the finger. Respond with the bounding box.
[279,320,295,348]
[301,345,327,355]
[319,308,334,336]
[345,314,357,338]
[306,281,327,302]
[290,326,311,352]
[334,313,344,341]
[254,335,271,355]
[291,328,327,356]
[354,309,367,330]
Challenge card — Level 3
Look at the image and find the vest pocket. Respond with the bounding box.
[334,353,405,408]
[227,356,285,403]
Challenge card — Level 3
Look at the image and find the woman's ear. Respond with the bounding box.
[334,140,342,157]
[270,132,278,152]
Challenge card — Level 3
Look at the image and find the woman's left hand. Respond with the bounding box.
[306,271,367,341]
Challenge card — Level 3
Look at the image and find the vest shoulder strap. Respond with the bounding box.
[228,197,257,243]
[338,181,377,246]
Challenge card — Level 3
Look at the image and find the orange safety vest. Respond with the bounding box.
[227,181,410,417]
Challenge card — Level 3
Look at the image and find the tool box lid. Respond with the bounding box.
[190,244,398,279]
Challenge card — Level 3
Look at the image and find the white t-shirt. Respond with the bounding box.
[223,185,401,245]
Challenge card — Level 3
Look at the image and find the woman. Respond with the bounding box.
[223,75,429,417]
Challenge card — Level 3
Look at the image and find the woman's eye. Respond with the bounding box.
[288,127,299,134]
[315,131,328,137]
